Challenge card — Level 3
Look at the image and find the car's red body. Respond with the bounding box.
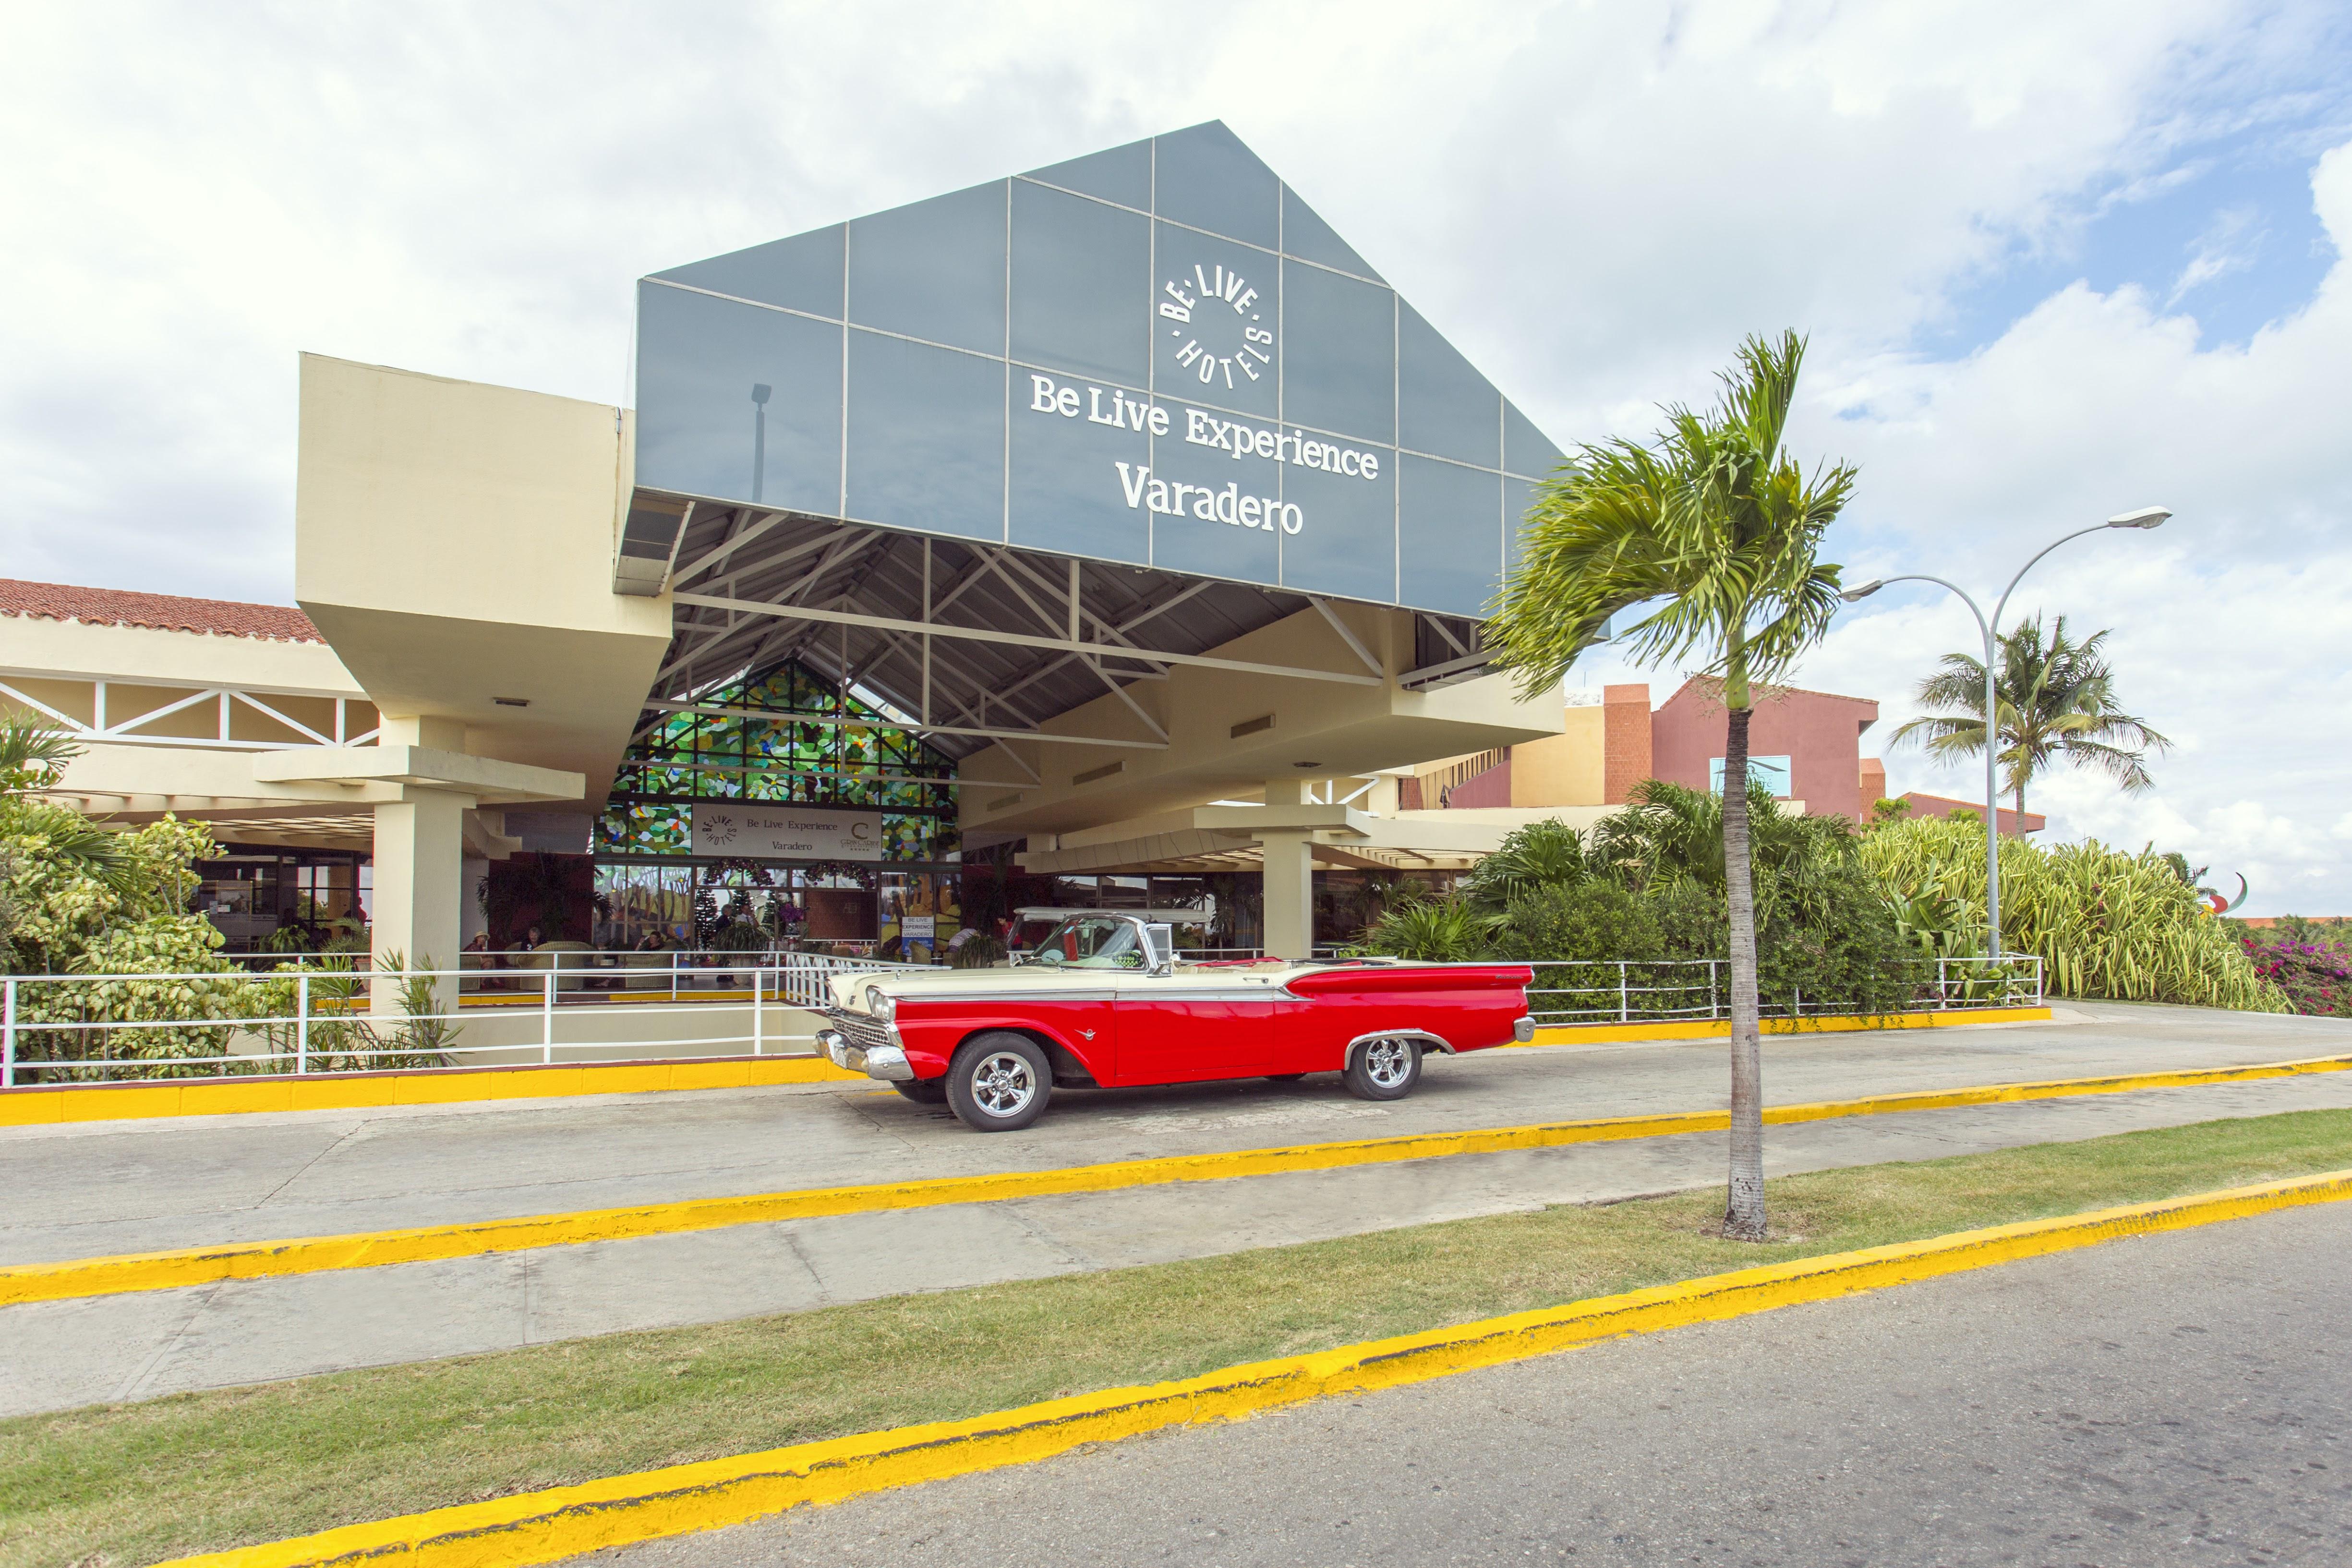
[865,961,1537,1088]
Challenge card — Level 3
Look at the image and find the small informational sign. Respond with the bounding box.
[690,803,885,862]
[901,915,935,941]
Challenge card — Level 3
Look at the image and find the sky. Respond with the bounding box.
[1,1,2346,912]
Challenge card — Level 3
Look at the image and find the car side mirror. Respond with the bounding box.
[1144,922,1175,977]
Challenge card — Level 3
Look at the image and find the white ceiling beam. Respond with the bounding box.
[669,594,1382,687]
[640,699,1167,749]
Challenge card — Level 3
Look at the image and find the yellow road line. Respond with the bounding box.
[153,1166,2352,1568]
[6,1049,2350,1310]
[1527,1003,2050,1044]
[0,1054,862,1128]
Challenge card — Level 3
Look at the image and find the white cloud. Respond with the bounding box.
[0,0,2343,908]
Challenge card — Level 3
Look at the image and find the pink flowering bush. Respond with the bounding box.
[2241,934,2352,1017]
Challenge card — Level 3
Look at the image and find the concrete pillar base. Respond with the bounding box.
[372,791,470,1013]
[1259,828,1315,961]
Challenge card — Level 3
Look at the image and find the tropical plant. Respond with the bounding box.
[247,950,456,1074]
[1858,815,2284,1012]
[0,713,89,796]
[1489,331,1856,1240]
[1461,819,1592,912]
[949,932,1007,969]
[1890,615,2169,822]
[1357,896,1496,962]
[711,919,771,954]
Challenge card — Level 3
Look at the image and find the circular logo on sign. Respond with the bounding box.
[1159,264,1273,392]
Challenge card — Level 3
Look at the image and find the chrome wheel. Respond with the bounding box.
[1343,1034,1423,1101]
[1362,1037,1413,1088]
[969,1050,1038,1118]
[947,1031,1055,1131]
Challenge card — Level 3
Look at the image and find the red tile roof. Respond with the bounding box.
[0,579,322,643]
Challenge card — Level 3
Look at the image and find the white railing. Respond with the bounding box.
[0,951,2045,1087]
[771,953,936,1008]
[0,952,924,1086]
[1524,954,2043,1025]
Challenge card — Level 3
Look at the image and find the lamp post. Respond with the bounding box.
[1839,506,2169,963]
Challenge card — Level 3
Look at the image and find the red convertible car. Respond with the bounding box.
[818,912,1536,1131]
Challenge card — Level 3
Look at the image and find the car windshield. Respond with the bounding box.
[1031,916,1146,970]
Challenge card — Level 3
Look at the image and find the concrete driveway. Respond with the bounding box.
[3,1001,2349,1416]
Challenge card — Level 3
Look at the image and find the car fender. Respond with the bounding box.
[893,1008,1112,1083]
[1343,1026,1457,1058]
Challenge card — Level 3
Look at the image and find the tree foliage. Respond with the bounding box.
[1857,815,2282,1012]
[1890,614,2170,819]
[1487,331,1854,705]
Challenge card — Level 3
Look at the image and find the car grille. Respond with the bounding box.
[824,1008,894,1053]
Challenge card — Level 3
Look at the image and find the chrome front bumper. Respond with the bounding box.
[819,1010,915,1081]
[1513,1015,1536,1043]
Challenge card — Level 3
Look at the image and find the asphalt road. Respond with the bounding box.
[590,1195,2352,1568]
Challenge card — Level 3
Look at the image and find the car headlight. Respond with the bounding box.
[865,985,896,1023]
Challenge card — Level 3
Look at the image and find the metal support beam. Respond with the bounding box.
[671,592,1384,687]
[639,699,1167,750]
[1310,597,1386,678]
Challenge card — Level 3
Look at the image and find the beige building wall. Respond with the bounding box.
[1507,703,1605,808]
[295,353,674,801]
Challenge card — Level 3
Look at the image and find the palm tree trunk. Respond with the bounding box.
[1720,700,1766,1240]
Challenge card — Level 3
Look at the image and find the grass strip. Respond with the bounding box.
[11,1107,2352,1568]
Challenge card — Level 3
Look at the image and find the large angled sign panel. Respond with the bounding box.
[636,122,1565,618]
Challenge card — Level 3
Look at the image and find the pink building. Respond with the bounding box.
[1647,679,1880,822]
[1897,791,2045,837]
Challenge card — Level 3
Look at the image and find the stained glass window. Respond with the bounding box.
[597,660,960,865]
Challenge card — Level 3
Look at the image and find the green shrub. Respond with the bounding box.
[1858,816,2284,1011]
[1495,880,1662,965]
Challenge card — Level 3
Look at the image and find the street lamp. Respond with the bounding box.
[1838,507,2171,964]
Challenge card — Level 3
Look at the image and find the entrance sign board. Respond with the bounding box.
[635,122,1566,617]
[689,803,885,862]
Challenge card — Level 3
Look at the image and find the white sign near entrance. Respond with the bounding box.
[689,803,884,862]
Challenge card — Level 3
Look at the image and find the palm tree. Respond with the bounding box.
[1487,331,1855,1241]
[0,714,135,895]
[1891,615,2168,822]
[0,714,82,794]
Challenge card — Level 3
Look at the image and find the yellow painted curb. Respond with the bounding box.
[9,1048,2351,1309]
[1527,1003,2050,1045]
[0,1054,862,1128]
[152,1166,2352,1568]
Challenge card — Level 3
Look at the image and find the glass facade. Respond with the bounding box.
[636,120,1568,618]
[596,660,960,868]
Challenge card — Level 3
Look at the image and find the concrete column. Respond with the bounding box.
[379,713,469,752]
[372,790,469,1011]
[1258,829,1316,961]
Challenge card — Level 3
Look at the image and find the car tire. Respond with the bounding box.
[892,1076,948,1104]
[946,1032,1053,1132]
[1342,1036,1422,1101]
